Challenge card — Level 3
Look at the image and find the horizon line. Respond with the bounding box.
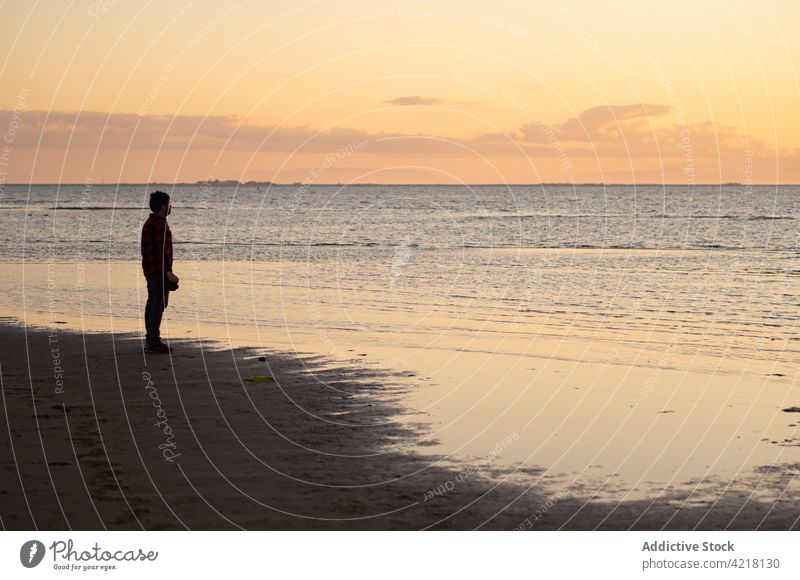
[4,182,799,187]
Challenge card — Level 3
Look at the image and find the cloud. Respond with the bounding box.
[383,96,447,106]
[0,109,488,159]
[472,131,518,143]
[0,106,796,183]
[521,103,672,144]
[0,110,374,152]
[516,103,773,179]
[2,105,676,159]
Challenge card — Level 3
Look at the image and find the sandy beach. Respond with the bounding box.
[1,321,798,530]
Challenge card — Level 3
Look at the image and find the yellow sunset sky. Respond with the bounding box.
[0,0,798,183]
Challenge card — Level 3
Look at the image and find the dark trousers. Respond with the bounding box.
[145,276,170,346]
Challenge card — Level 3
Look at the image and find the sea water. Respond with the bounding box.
[2,183,799,502]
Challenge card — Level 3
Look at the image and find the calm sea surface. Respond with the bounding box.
[3,183,799,257]
[4,184,798,358]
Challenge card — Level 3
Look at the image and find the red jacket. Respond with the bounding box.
[141,213,173,281]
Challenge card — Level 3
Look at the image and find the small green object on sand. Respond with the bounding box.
[245,375,274,383]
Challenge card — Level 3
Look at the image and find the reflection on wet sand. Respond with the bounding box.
[2,258,798,508]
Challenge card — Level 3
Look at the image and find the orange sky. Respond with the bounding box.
[0,0,798,184]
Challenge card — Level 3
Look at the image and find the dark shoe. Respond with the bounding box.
[147,342,173,354]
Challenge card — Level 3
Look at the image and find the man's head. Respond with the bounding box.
[149,190,171,216]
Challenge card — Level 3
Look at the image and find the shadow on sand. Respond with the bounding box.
[1,323,797,530]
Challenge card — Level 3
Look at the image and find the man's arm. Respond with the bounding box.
[164,224,178,283]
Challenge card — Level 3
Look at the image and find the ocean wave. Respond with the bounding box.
[467,213,795,221]
[652,214,795,221]
[467,213,627,219]
[461,243,755,251]
[14,239,777,252]
[175,240,411,248]
[0,206,207,211]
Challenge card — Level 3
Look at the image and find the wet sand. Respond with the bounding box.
[3,260,799,505]
[1,322,798,530]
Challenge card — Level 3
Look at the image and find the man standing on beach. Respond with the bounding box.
[141,191,179,353]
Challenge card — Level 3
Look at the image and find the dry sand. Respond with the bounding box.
[1,322,798,530]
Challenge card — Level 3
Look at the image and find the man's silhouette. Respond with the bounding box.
[141,191,179,353]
